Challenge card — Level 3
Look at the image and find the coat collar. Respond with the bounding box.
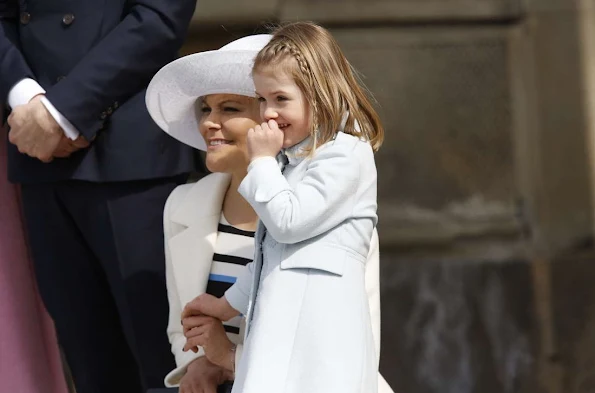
[168,172,231,306]
[281,136,312,167]
[171,172,231,227]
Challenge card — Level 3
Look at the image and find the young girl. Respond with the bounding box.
[182,22,384,393]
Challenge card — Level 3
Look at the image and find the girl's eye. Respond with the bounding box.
[200,107,211,113]
[257,97,266,102]
[277,96,288,101]
[223,106,240,112]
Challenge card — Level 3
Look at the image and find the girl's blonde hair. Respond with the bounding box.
[253,21,384,152]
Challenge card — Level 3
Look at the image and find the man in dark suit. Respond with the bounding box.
[0,1,202,392]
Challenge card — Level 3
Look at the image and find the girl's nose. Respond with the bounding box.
[263,106,278,121]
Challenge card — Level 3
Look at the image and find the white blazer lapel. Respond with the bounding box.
[168,173,231,307]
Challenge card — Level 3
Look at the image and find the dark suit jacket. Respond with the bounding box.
[0,0,202,183]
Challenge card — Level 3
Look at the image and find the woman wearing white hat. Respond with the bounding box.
[146,35,393,393]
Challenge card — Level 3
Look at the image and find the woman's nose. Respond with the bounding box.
[203,121,220,130]
[203,114,221,130]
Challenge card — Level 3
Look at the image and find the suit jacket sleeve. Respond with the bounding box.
[44,0,196,141]
[0,4,34,103]
[238,140,373,244]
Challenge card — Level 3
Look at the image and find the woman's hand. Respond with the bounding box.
[247,120,284,161]
[179,356,232,393]
[182,316,235,371]
[182,294,239,322]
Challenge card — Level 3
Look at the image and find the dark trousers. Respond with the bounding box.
[21,176,186,393]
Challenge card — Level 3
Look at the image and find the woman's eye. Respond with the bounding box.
[200,107,211,113]
[257,97,266,102]
[223,106,240,112]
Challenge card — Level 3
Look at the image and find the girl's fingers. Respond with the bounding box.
[186,325,208,339]
[268,119,279,130]
[182,315,211,334]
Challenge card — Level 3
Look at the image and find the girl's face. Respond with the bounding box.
[199,94,260,174]
[254,67,312,149]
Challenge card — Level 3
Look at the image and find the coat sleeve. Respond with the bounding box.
[0,4,34,103]
[163,186,204,387]
[224,260,254,316]
[44,0,196,141]
[238,140,376,244]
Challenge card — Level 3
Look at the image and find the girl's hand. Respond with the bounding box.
[182,294,239,322]
[247,120,284,161]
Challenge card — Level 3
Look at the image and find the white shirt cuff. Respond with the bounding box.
[8,78,45,108]
[40,97,80,140]
[7,78,80,140]
[247,156,277,172]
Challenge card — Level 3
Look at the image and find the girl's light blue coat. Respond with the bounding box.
[226,132,379,393]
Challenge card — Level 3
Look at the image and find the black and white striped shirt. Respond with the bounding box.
[205,214,255,341]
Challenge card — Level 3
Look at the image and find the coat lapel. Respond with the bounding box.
[168,173,231,307]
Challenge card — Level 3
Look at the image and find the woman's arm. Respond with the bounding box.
[163,188,204,386]
[365,228,381,363]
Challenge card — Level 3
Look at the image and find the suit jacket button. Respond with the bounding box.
[20,12,31,25]
[62,13,75,26]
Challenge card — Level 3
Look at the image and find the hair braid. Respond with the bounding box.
[265,39,320,141]
[254,22,383,153]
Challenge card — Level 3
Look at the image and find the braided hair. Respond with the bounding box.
[253,22,384,154]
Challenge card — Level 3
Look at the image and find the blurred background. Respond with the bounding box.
[179,0,595,392]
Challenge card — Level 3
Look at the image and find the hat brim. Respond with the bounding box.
[146,50,259,151]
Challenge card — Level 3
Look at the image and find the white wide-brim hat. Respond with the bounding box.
[145,34,273,150]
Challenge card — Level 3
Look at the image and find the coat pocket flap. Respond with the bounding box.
[280,244,361,276]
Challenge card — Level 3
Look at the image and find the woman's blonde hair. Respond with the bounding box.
[253,21,384,152]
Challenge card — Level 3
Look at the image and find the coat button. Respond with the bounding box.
[113,101,119,109]
[62,13,75,26]
[20,12,31,25]
[56,76,66,82]
[106,107,113,115]
[100,112,107,120]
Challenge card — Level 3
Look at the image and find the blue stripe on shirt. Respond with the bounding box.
[209,274,237,284]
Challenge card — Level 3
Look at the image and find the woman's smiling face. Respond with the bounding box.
[199,94,261,174]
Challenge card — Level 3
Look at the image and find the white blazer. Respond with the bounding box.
[162,170,393,392]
